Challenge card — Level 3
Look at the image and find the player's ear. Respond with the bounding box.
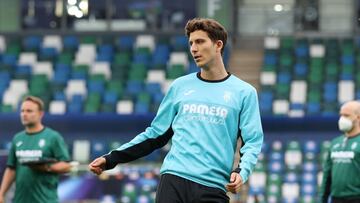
[216,40,223,53]
[39,111,45,119]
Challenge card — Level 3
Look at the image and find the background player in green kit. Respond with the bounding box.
[89,18,263,203]
[319,101,360,203]
[0,96,71,203]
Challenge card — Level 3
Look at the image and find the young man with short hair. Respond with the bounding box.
[89,18,263,202]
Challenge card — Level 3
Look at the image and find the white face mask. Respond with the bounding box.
[338,116,353,132]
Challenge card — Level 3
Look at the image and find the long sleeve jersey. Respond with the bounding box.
[319,134,360,202]
[104,72,264,191]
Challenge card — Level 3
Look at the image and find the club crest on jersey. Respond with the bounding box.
[39,139,46,148]
[223,91,232,103]
[16,141,23,147]
[351,142,358,150]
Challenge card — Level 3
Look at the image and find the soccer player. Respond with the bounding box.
[0,96,71,203]
[319,101,360,203]
[89,18,263,202]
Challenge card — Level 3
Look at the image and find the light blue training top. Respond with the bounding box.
[105,72,264,192]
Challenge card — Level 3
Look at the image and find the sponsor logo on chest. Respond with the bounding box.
[16,150,43,158]
[331,151,355,163]
[183,104,228,118]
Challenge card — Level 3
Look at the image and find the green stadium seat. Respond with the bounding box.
[57,52,73,65]
[113,52,131,66]
[167,64,185,79]
[0,104,13,113]
[80,36,97,44]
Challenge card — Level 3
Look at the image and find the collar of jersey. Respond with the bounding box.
[196,72,231,83]
[26,127,46,135]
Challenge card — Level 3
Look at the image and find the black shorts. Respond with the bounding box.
[156,173,229,203]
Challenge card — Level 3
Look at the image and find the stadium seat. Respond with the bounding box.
[100,195,116,203]
[2,54,17,66]
[273,100,289,115]
[171,35,188,51]
[285,141,302,168]
[338,80,354,103]
[0,35,5,52]
[168,52,189,69]
[14,65,32,80]
[49,100,66,115]
[42,35,62,52]
[282,183,300,200]
[63,35,79,51]
[75,44,96,65]
[260,71,276,85]
[33,62,53,80]
[135,35,155,52]
[72,140,90,163]
[65,80,87,100]
[146,70,166,84]
[116,36,135,51]
[91,62,111,79]
[18,52,37,65]
[151,44,170,69]
[121,183,137,203]
[23,36,42,51]
[264,37,280,49]
[290,81,307,104]
[91,140,108,160]
[116,100,134,114]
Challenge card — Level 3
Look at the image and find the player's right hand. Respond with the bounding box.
[88,157,106,175]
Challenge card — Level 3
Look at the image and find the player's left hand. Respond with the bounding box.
[225,172,243,194]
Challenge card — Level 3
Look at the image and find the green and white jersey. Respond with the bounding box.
[7,127,70,203]
[319,134,360,202]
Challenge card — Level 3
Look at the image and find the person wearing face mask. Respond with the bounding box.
[319,101,360,203]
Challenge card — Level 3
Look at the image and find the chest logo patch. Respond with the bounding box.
[184,90,195,96]
[39,139,45,148]
[223,91,232,103]
[16,141,23,147]
[351,142,357,150]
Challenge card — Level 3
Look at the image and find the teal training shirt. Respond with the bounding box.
[104,72,264,191]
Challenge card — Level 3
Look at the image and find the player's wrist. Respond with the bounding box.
[45,163,52,172]
[231,167,241,174]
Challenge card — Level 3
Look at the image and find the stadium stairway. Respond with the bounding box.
[228,37,263,91]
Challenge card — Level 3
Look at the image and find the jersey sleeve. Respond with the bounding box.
[319,146,332,203]
[237,87,264,183]
[6,140,17,168]
[103,83,178,170]
[51,133,71,162]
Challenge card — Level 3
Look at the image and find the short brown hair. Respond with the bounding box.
[185,18,228,55]
[23,96,44,111]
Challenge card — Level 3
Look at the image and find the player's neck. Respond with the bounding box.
[200,57,227,80]
[345,128,360,138]
[26,123,44,134]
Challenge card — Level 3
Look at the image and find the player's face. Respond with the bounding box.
[340,105,357,121]
[20,101,43,127]
[189,30,219,68]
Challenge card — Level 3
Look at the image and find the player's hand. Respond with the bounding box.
[225,172,243,194]
[88,157,106,175]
